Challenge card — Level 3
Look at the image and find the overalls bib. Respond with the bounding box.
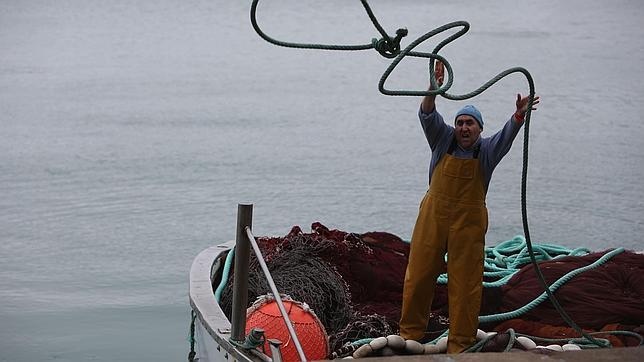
[399,145,488,353]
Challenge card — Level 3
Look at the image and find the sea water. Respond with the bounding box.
[1,0,643,360]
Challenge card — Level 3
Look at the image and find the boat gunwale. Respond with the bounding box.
[189,239,256,362]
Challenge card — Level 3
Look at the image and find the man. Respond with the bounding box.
[398,61,539,353]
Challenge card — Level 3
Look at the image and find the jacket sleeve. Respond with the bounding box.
[483,116,523,170]
[419,107,452,152]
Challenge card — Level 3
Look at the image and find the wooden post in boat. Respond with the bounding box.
[231,203,253,342]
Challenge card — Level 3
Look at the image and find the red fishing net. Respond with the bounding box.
[217,223,644,356]
[500,250,644,329]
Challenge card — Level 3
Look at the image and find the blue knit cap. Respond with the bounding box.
[455,105,484,128]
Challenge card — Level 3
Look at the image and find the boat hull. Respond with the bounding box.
[189,241,256,362]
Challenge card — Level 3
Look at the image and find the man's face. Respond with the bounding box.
[454,115,482,150]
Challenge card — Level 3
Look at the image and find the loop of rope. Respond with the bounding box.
[251,0,374,51]
[249,0,606,349]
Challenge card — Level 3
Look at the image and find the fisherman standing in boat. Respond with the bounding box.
[399,61,539,353]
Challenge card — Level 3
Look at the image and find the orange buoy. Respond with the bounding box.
[245,296,329,361]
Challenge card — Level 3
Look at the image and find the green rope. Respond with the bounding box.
[251,0,408,58]
[214,246,235,303]
[463,335,492,353]
[436,236,591,287]
[188,310,197,362]
[250,0,621,348]
[424,248,625,346]
[350,338,373,347]
[504,329,517,352]
[250,1,532,100]
[478,248,624,323]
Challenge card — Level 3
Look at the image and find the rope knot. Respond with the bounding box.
[372,28,408,58]
[229,327,267,351]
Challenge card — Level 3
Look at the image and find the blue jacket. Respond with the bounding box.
[419,107,523,193]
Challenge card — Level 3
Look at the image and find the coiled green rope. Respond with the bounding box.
[435,235,591,287]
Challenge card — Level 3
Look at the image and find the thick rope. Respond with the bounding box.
[249,0,610,348]
[478,248,624,324]
[437,236,591,287]
[214,246,235,303]
[251,0,413,58]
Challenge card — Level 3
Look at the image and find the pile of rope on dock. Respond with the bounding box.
[217,223,644,358]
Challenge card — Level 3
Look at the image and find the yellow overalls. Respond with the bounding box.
[399,146,487,353]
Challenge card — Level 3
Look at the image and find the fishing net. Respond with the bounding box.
[500,250,644,329]
[218,223,408,355]
[328,313,393,353]
[217,223,644,355]
[219,233,353,334]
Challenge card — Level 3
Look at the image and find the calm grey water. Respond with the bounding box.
[1,0,643,360]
